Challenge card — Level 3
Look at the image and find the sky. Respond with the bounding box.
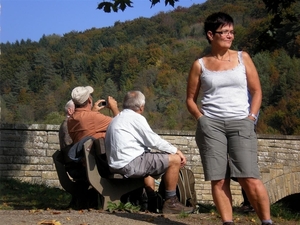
[0,0,206,44]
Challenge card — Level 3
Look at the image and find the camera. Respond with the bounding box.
[99,101,107,107]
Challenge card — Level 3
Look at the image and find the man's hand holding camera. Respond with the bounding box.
[92,96,119,116]
[92,99,106,111]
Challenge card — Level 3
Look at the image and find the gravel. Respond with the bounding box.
[0,209,295,225]
[0,209,208,225]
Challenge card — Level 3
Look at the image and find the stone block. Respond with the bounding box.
[24,170,41,177]
[48,134,59,144]
[24,149,46,157]
[0,156,13,164]
[0,141,16,148]
[42,171,58,179]
[38,165,54,171]
[2,170,25,177]
[39,157,54,164]
[45,179,61,188]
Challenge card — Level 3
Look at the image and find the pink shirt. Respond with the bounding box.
[68,108,112,143]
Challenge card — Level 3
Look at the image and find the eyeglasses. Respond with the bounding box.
[214,30,235,36]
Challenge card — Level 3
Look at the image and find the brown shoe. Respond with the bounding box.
[162,196,194,214]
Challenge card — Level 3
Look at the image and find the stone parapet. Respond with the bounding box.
[0,123,299,205]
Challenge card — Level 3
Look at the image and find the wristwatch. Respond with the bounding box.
[248,113,258,121]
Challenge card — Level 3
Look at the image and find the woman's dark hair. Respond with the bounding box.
[204,12,234,43]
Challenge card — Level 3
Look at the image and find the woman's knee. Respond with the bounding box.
[211,178,230,188]
[239,177,261,189]
[211,179,230,186]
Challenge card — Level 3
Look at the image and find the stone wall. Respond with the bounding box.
[1,124,300,205]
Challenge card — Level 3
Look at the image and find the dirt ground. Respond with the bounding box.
[0,209,299,225]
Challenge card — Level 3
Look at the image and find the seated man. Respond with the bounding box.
[58,100,76,166]
[105,90,193,214]
[67,85,120,174]
[59,99,75,150]
[65,85,119,209]
[58,99,96,209]
[68,86,119,144]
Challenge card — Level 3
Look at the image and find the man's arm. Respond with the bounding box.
[91,96,120,116]
[135,115,177,154]
[107,96,120,116]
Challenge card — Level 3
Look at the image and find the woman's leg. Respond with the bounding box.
[239,178,271,221]
[211,178,233,222]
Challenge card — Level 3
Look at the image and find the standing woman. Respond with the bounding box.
[186,12,273,225]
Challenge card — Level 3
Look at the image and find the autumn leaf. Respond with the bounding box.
[38,220,61,225]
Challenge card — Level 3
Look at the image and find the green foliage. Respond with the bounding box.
[263,0,296,15]
[44,112,65,125]
[271,203,300,221]
[107,201,140,213]
[0,178,71,210]
[254,50,300,135]
[0,0,299,134]
[97,0,179,13]
[177,210,190,218]
[256,0,300,56]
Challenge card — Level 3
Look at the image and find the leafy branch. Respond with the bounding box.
[97,0,179,13]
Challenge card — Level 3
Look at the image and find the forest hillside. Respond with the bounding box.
[0,0,299,134]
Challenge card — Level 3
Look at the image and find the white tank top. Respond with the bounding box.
[199,51,249,121]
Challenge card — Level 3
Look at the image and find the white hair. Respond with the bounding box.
[64,100,75,114]
[123,91,145,111]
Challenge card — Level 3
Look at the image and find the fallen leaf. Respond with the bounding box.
[29,209,38,213]
[38,220,61,225]
[146,218,154,222]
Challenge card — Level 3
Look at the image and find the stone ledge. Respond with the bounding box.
[2,123,300,140]
[0,123,60,131]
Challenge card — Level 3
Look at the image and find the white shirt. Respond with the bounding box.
[199,51,249,120]
[105,109,177,169]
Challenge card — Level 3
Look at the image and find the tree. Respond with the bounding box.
[103,78,118,100]
[260,0,300,56]
[97,0,179,13]
[1,0,300,134]
[11,61,31,96]
[263,0,296,14]
[30,49,57,92]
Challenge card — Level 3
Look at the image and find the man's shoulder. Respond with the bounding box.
[119,109,146,120]
[71,108,97,118]
[59,118,68,130]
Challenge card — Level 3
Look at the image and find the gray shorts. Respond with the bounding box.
[109,152,169,178]
[195,116,260,181]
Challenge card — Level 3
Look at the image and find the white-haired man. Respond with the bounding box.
[59,99,75,150]
[105,90,194,214]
